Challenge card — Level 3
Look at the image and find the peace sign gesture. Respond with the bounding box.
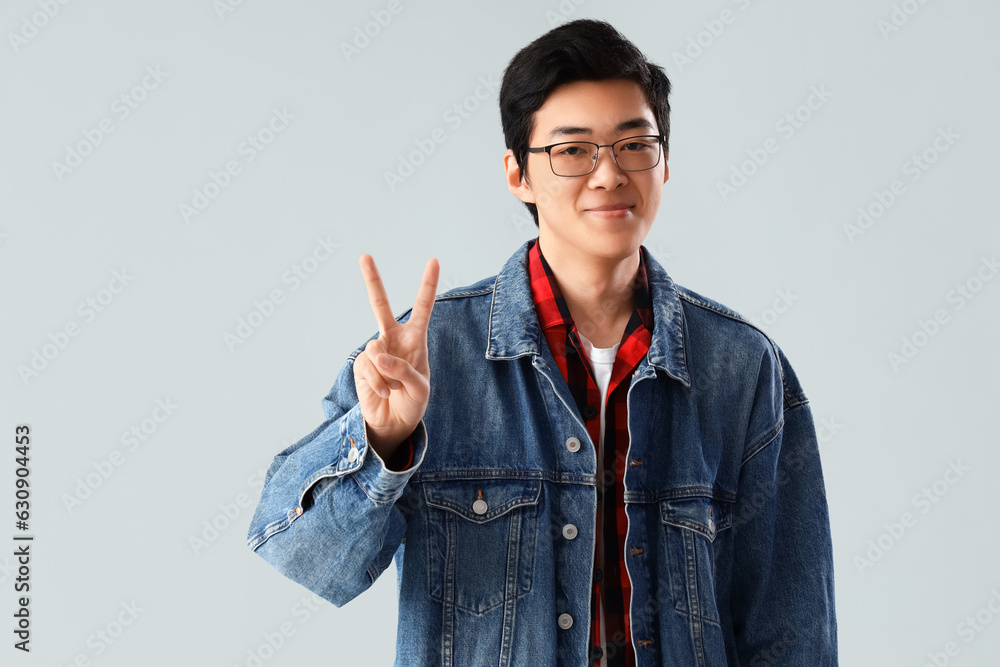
[353,254,440,458]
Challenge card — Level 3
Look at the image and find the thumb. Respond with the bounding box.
[375,354,428,396]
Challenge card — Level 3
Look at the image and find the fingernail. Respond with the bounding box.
[380,388,390,398]
[378,355,391,368]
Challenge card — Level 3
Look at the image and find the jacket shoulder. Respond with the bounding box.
[342,275,496,366]
[434,275,496,302]
[673,283,808,410]
[424,274,496,325]
[673,283,772,349]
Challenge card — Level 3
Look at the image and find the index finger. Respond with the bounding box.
[359,254,396,335]
[405,257,440,332]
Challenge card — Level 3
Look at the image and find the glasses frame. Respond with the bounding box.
[527,134,666,177]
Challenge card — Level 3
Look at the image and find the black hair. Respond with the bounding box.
[499,19,672,226]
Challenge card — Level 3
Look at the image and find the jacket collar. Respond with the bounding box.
[485,239,691,387]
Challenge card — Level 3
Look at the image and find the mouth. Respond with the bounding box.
[586,203,634,218]
[587,203,634,211]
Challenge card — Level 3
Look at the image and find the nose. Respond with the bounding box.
[588,146,628,188]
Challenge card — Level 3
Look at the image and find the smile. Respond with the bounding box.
[586,205,634,218]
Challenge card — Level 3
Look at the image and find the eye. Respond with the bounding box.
[554,144,588,157]
[621,140,654,152]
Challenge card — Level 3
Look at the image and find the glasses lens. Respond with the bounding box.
[614,136,661,172]
[548,142,598,177]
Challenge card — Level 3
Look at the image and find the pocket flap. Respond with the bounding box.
[424,478,541,523]
[660,495,733,541]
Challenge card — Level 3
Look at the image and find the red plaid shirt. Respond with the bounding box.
[386,239,653,664]
[528,238,653,667]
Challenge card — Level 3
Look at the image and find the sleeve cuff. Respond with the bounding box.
[351,404,426,503]
[245,403,427,551]
[382,434,416,472]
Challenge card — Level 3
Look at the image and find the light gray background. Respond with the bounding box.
[2,0,998,665]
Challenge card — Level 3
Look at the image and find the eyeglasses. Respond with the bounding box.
[527,134,665,177]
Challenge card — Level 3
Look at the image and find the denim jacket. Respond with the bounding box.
[247,240,838,666]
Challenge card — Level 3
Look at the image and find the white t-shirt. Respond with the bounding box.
[576,330,619,450]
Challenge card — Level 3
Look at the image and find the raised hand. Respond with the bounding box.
[353,254,439,457]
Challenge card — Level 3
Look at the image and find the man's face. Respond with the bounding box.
[504,78,669,264]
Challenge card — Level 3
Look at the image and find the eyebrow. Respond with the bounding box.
[546,118,655,141]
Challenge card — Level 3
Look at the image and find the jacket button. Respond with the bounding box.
[557,613,573,629]
[565,437,581,453]
[472,499,488,515]
[708,517,716,535]
[562,523,578,540]
[347,447,359,462]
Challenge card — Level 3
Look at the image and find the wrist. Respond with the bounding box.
[364,421,412,459]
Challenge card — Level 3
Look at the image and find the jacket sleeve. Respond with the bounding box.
[729,343,838,664]
[245,349,426,607]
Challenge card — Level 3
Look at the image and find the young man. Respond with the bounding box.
[247,19,838,667]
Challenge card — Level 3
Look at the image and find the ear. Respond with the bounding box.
[662,151,670,184]
[504,149,535,204]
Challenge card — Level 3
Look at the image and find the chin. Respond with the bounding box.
[586,238,643,261]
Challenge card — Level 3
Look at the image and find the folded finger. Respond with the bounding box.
[354,352,390,399]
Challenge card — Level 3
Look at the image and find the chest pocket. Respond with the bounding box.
[424,478,541,614]
[659,494,734,625]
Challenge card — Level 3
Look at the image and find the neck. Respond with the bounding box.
[536,235,639,347]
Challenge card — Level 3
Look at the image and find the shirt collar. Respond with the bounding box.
[526,237,654,336]
[487,239,691,388]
